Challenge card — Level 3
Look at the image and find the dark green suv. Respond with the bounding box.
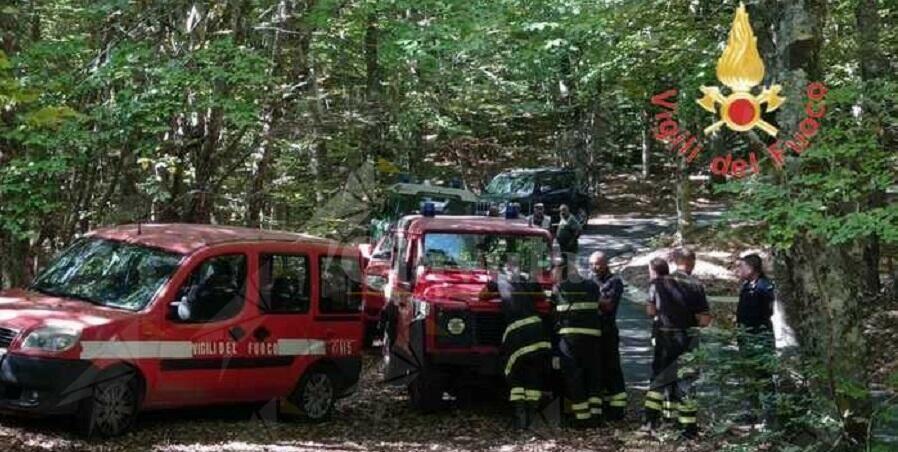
[480,168,591,223]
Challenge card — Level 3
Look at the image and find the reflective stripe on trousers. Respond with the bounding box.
[510,386,541,402]
[644,390,663,411]
[678,399,698,425]
[605,392,627,407]
[572,401,591,420]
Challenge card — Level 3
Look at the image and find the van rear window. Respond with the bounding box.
[319,256,362,314]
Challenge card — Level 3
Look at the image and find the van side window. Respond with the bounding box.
[259,254,310,313]
[319,255,362,314]
[175,254,246,323]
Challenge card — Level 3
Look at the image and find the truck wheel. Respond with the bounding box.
[77,367,140,437]
[408,371,443,412]
[290,369,336,422]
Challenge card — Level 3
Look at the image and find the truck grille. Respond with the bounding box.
[0,327,17,349]
[472,312,505,346]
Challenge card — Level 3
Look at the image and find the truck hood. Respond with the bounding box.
[419,271,493,304]
[0,288,132,333]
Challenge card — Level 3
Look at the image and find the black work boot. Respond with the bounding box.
[680,424,699,440]
[513,402,528,430]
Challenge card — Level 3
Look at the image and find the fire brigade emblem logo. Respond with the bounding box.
[697,3,785,137]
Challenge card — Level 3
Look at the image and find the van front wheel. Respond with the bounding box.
[77,367,140,437]
[291,369,336,422]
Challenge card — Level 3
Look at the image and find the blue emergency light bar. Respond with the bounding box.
[422,201,436,217]
[505,203,520,219]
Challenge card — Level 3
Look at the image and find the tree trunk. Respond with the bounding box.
[641,109,651,179]
[674,158,690,245]
[856,0,886,296]
[764,0,873,443]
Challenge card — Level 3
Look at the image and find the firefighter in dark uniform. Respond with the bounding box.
[589,251,627,421]
[735,253,776,421]
[643,256,710,438]
[483,254,551,429]
[553,258,604,427]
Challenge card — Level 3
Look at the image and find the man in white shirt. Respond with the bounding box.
[528,203,552,230]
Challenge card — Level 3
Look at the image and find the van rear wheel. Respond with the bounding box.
[290,369,336,422]
[77,367,139,437]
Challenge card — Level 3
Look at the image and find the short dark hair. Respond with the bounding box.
[739,253,765,277]
[673,247,696,263]
[650,257,669,276]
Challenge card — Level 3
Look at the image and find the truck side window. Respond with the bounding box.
[259,254,310,313]
[319,255,362,314]
[175,254,246,323]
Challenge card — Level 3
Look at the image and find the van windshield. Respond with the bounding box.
[31,238,182,311]
[422,233,550,273]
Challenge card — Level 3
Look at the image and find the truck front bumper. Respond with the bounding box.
[430,351,503,376]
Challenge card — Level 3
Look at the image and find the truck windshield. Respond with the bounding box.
[484,174,535,196]
[31,238,182,311]
[422,233,550,273]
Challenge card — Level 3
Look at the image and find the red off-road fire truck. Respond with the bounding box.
[0,224,363,436]
[380,213,554,410]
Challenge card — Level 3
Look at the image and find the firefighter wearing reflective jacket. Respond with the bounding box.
[553,258,604,428]
[483,254,551,429]
[643,253,711,439]
[589,251,627,421]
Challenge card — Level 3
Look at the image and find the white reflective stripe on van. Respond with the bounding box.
[277,339,326,356]
[80,341,193,359]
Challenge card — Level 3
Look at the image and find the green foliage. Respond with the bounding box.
[718,81,898,250]
[688,328,847,451]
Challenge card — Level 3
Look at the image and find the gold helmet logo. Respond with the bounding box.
[697,3,785,137]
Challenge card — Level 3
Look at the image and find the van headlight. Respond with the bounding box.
[22,327,81,352]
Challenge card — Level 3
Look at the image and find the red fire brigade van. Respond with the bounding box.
[0,224,363,436]
[381,212,553,410]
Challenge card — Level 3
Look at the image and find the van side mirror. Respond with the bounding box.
[169,293,195,322]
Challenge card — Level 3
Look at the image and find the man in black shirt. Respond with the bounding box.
[553,261,603,427]
[589,251,627,421]
[735,253,776,422]
[483,254,551,429]
[643,256,710,438]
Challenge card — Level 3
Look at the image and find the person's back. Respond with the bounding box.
[649,274,707,331]
[486,261,550,429]
[495,273,542,322]
[556,277,602,336]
